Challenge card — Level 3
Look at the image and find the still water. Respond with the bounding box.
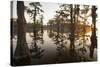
[12,30,97,64]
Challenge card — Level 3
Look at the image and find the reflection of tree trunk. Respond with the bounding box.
[57,20,60,40]
[75,5,79,37]
[90,6,97,58]
[33,7,37,41]
[11,18,13,65]
[40,15,43,33]
[41,23,43,33]
[11,1,13,62]
[14,1,31,65]
[70,4,75,49]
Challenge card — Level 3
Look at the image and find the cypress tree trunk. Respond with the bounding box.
[40,15,43,33]
[33,6,37,42]
[90,6,97,58]
[11,1,14,65]
[14,1,31,65]
[70,4,75,49]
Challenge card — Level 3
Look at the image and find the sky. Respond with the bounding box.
[11,1,99,25]
[11,1,60,25]
[40,2,60,25]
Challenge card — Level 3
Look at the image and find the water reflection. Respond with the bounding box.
[29,30,45,59]
[12,28,97,65]
[47,28,97,62]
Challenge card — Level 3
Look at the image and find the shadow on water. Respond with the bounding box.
[29,29,45,64]
[30,34,44,56]
[12,26,45,65]
[12,27,97,65]
[47,27,97,63]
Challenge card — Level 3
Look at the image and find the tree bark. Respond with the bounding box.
[70,4,75,49]
[90,6,97,58]
[14,1,31,65]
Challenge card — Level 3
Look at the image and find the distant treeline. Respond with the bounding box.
[11,19,91,35]
[47,23,91,33]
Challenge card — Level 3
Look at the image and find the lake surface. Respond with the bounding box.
[12,29,97,65]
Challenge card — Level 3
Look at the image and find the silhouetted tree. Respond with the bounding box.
[26,2,44,43]
[11,1,14,65]
[90,6,97,58]
[14,1,31,65]
[69,4,75,49]
[74,5,80,36]
[40,14,44,33]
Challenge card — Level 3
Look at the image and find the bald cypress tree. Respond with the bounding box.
[14,1,31,65]
[70,4,75,49]
[90,6,97,58]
